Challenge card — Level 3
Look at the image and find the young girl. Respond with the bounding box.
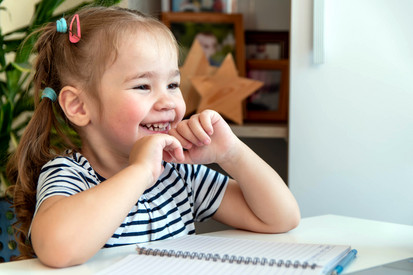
[7,6,300,268]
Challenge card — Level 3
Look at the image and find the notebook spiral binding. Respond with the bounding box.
[137,247,318,269]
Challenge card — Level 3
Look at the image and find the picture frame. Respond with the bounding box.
[169,0,234,13]
[245,59,289,122]
[244,31,289,122]
[161,12,245,76]
[245,31,289,60]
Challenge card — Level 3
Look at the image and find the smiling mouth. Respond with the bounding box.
[141,122,171,132]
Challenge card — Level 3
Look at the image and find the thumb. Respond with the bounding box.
[162,136,185,163]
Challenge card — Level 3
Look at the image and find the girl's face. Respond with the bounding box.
[88,31,186,158]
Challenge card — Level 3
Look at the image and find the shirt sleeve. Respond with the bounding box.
[188,164,229,222]
[35,156,99,216]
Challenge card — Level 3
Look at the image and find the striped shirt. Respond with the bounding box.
[34,152,228,247]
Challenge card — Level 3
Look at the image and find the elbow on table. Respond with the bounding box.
[266,208,301,234]
[34,241,90,268]
[281,200,301,231]
[280,210,301,232]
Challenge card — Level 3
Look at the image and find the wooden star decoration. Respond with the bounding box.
[179,39,217,117]
[191,54,264,125]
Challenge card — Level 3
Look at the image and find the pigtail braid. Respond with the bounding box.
[6,22,77,259]
[7,100,56,259]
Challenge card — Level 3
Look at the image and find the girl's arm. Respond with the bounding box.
[31,165,150,267]
[169,110,300,233]
[30,134,184,268]
[213,140,300,233]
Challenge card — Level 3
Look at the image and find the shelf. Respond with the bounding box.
[229,123,288,139]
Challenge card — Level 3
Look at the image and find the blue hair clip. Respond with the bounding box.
[56,18,67,33]
[41,87,57,102]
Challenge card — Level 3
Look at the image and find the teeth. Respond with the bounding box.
[142,122,170,131]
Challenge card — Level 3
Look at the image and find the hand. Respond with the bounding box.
[168,110,238,165]
[129,134,184,185]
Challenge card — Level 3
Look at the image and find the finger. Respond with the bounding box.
[176,120,205,146]
[171,144,185,162]
[162,135,185,162]
[199,110,214,136]
[163,150,179,163]
[168,128,193,149]
[187,115,211,145]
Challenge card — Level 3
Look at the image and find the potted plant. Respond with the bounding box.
[0,0,121,262]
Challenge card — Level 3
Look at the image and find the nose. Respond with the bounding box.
[154,93,176,111]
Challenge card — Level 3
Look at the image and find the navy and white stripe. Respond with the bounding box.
[34,152,228,247]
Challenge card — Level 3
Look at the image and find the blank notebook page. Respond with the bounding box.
[97,235,351,275]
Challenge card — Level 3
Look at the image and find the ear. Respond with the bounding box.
[58,86,90,127]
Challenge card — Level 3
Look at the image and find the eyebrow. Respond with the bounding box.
[125,70,180,83]
[124,72,154,83]
[172,70,180,78]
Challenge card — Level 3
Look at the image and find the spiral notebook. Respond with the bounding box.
[98,235,352,275]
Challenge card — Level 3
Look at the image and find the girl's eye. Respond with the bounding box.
[133,84,150,90]
[168,83,180,90]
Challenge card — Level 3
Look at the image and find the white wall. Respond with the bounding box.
[289,0,413,225]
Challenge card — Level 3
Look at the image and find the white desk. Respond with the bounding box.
[1,215,412,274]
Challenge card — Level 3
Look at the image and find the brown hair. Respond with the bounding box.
[6,6,178,259]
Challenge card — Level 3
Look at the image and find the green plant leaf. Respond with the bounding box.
[13,91,34,119]
[93,0,122,7]
[14,36,35,65]
[11,116,31,135]
[32,0,67,29]
[0,102,12,167]
[0,28,5,69]
[11,62,31,73]
[16,71,31,95]
[0,102,12,133]
[0,81,7,97]
[3,25,29,37]
[5,65,22,100]
[3,38,25,54]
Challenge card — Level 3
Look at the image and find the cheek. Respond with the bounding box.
[175,94,186,121]
[106,99,146,132]
[123,101,145,120]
